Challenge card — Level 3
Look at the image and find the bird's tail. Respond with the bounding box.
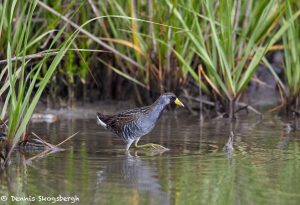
[96,112,108,128]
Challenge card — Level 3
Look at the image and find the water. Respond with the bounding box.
[1,112,300,205]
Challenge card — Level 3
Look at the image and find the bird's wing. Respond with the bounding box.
[104,106,151,135]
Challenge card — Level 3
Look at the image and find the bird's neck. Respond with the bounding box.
[149,99,168,119]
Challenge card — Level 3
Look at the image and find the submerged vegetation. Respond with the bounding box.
[0,0,300,162]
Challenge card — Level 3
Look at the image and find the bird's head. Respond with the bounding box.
[159,92,184,107]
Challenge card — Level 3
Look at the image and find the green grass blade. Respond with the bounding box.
[237,9,300,92]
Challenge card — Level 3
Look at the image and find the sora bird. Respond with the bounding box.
[96,92,184,150]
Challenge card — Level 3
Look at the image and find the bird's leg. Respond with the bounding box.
[126,140,134,150]
[134,138,168,150]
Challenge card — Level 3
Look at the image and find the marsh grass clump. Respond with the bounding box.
[4,0,297,118]
[1,0,300,167]
[0,0,79,164]
[277,1,300,114]
[167,0,300,118]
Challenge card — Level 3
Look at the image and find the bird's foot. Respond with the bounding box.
[134,143,169,150]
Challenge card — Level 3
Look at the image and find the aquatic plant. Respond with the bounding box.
[90,0,200,102]
[280,1,300,113]
[1,0,300,124]
[69,0,300,116]
[167,0,299,118]
[0,0,78,163]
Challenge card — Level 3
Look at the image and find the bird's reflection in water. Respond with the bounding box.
[93,150,170,205]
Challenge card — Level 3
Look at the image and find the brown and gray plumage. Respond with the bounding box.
[96,93,184,150]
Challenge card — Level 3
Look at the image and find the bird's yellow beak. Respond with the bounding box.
[174,98,184,107]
